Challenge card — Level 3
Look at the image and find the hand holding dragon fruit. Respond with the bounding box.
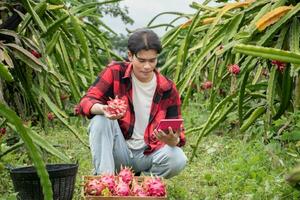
[104,96,127,116]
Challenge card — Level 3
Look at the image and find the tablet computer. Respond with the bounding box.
[156,119,183,132]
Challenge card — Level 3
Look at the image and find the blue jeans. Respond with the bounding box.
[88,115,187,179]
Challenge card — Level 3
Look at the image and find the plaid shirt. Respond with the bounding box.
[78,61,186,154]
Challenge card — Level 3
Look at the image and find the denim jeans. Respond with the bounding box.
[88,115,187,179]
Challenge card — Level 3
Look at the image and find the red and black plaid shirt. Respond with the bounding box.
[78,61,186,154]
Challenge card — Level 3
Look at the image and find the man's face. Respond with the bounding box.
[128,49,158,83]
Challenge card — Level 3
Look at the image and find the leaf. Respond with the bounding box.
[20,0,47,32]
[45,31,61,55]
[220,0,255,13]
[223,13,244,44]
[46,0,64,5]
[70,15,93,77]
[282,130,300,141]
[240,106,266,132]
[34,87,68,119]
[0,29,19,39]
[290,17,300,75]
[3,49,14,68]
[47,4,65,10]
[41,14,69,38]
[18,2,47,33]
[5,43,46,71]
[234,44,300,65]
[255,6,293,31]
[0,103,53,200]
[0,61,14,82]
[56,37,81,101]
[70,0,122,14]
[33,87,89,148]
[28,129,71,162]
[258,3,300,45]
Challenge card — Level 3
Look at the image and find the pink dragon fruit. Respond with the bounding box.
[105,96,127,115]
[47,112,54,121]
[115,180,131,196]
[84,179,106,196]
[143,177,166,197]
[271,60,286,72]
[132,180,148,197]
[201,81,213,90]
[228,64,240,75]
[100,174,116,193]
[118,166,134,184]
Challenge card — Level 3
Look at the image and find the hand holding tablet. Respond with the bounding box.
[156,119,183,133]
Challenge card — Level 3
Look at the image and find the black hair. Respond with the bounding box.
[127,28,162,55]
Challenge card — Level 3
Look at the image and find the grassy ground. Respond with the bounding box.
[1,102,300,199]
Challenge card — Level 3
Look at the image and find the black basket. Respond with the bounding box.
[10,163,78,200]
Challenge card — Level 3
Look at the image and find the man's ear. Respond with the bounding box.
[128,51,133,62]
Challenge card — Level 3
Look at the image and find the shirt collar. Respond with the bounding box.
[122,62,172,93]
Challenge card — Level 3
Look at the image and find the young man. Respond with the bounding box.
[78,28,187,179]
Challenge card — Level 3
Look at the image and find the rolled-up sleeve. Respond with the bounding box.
[78,67,113,118]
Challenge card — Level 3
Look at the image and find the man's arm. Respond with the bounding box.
[90,103,106,115]
[91,103,126,120]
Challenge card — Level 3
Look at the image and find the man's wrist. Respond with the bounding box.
[168,137,180,147]
[91,103,105,115]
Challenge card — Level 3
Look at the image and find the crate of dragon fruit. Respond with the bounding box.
[81,167,167,199]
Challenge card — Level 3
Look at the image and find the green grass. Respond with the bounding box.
[1,103,300,199]
[168,133,300,199]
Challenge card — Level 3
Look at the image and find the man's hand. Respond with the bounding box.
[102,105,126,120]
[90,103,126,120]
[154,125,183,147]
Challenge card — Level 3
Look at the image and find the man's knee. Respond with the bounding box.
[88,115,111,133]
[154,146,187,177]
[167,148,187,172]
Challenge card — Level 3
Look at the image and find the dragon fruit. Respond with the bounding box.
[201,81,213,90]
[0,127,6,135]
[105,96,127,115]
[47,112,54,121]
[115,180,131,196]
[84,179,106,196]
[143,177,166,197]
[271,60,286,72]
[228,64,240,75]
[100,174,116,193]
[74,104,80,115]
[30,49,42,58]
[132,180,148,197]
[0,127,6,139]
[118,166,134,184]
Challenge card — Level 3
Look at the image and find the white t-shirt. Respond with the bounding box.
[126,72,157,150]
